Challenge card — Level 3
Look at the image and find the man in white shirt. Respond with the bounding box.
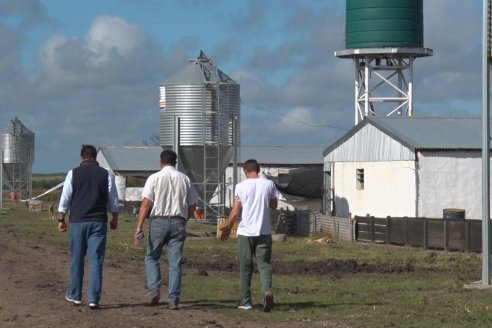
[221,159,278,312]
[135,150,199,310]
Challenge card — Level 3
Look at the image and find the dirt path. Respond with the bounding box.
[0,226,316,328]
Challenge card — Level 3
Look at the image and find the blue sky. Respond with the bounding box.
[0,0,484,173]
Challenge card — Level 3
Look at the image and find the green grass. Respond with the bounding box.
[1,204,492,327]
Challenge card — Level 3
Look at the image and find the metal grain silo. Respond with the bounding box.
[335,0,432,124]
[159,51,240,219]
[0,117,35,201]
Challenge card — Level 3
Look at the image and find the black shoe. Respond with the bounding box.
[149,291,160,306]
[263,291,274,312]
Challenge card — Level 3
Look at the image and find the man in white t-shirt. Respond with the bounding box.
[221,159,278,312]
[135,150,199,310]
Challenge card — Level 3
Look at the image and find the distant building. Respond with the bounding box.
[323,117,488,220]
[97,145,324,214]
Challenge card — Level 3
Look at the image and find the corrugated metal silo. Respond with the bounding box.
[159,51,240,218]
[0,117,35,201]
[345,0,423,49]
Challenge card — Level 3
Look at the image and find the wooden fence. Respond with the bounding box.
[355,215,487,252]
[275,211,354,241]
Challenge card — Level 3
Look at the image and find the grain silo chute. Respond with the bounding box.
[0,117,35,202]
[335,0,433,124]
[159,51,240,220]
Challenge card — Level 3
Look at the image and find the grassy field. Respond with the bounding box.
[1,203,492,327]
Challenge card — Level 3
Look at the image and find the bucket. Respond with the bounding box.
[443,208,465,220]
[10,192,17,202]
[28,200,42,212]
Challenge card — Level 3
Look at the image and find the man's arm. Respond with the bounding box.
[135,198,153,237]
[108,172,119,230]
[57,171,73,232]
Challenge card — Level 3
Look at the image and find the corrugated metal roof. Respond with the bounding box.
[239,145,324,165]
[163,51,237,86]
[323,117,487,156]
[98,145,323,174]
[98,146,162,172]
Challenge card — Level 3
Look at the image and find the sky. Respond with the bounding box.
[0,0,484,173]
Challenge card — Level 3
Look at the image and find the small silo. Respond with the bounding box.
[0,117,35,201]
[335,0,433,124]
[159,51,240,219]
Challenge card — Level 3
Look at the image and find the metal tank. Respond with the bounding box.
[159,51,240,219]
[335,0,431,124]
[345,0,423,49]
[0,117,35,201]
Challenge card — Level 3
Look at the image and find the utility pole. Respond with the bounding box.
[482,0,491,285]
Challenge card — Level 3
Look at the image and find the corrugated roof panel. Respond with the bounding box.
[98,146,161,172]
[240,145,324,165]
[373,117,483,149]
[324,117,489,160]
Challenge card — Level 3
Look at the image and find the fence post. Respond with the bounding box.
[369,214,375,243]
[466,220,471,252]
[386,216,391,244]
[423,218,428,250]
[404,216,408,245]
[444,220,449,251]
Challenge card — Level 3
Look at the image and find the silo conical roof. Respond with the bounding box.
[164,50,238,85]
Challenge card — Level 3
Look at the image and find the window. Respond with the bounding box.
[356,169,364,190]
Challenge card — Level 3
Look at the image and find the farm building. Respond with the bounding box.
[97,145,324,215]
[323,117,488,220]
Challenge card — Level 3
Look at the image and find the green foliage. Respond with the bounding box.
[1,206,491,327]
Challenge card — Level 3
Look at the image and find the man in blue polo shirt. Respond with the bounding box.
[58,144,119,309]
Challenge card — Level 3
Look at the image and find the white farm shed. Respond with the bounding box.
[323,117,488,220]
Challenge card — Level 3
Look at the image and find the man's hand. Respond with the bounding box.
[220,224,232,241]
[58,221,67,232]
[110,214,118,230]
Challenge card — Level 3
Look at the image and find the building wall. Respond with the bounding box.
[332,160,416,218]
[417,150,482,220]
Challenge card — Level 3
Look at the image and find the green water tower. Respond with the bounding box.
[335,0,433,124]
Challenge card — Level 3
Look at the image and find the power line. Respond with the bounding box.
[241,102,349,131]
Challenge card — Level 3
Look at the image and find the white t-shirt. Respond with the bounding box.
[235,177,278,236]
[142,166,199,219]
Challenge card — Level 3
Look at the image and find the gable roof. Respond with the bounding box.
[323,117,487,156]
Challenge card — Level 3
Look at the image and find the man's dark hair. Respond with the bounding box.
[161,150,177,166]
[243,159,260,173]
[80,145,97,159]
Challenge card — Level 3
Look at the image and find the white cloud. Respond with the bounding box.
[85,15,145,65]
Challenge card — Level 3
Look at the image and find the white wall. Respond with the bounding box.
[418,151,482,220]
[332,161,416,218]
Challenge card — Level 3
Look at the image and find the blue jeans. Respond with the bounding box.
[67,221,107,303]
[145,217,186,302]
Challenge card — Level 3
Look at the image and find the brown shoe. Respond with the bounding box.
[263,291,274,312]
[149,291,160,306]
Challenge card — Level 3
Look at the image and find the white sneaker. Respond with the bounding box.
[65,295,82,305]
[237,302,253,310]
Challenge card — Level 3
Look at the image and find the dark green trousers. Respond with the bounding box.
[238,234,272,303]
